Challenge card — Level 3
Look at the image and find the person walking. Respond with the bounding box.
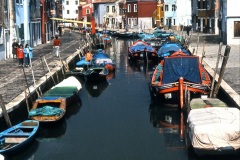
[12,39,19,59]
[17,44,24,67]
[53,35,62,57]
[24,44,33,67]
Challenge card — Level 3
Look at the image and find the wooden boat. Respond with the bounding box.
[40,76,82,106]
[128,40,158,62]
[28,98,66,122]
[0,120,39,155]
[186,105,240,155]
[92,49,115,72]
[149,51,211,109]
[83,65,109,82]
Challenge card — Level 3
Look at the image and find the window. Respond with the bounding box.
[202,0,206,9]
[134,18,137,25]
[66,1,69,5]
[173,19,175,25]
[67,10,70,14]
[165,5,168,11]
[234,21,240,37]
[106,6,109,13]
[86,9,90,14]
[112,18,115,24]
[112,6,115,13]
[134,4,137,12]
[16,0,23,5]
[76,10,78,14]
[128,4,131,12]
[172,5,176,11]
[75,1,78,5]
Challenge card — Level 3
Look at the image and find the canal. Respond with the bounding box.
[6,37,239,160]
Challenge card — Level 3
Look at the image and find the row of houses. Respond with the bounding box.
[0,0,239,60]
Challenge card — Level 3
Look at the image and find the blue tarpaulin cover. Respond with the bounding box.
[158,43,190,58]
[162,57,201,84]
[130,42,154,52]
[29,106,64,116]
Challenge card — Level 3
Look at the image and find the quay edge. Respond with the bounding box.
[0,44,88,120]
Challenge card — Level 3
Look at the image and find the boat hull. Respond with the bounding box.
[0,120,39,155]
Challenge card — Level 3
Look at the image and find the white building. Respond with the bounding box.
[164,0,192,30]
[62,0,79,26]
[221,0,240,45]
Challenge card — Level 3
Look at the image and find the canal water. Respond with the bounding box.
[6,38,239,160]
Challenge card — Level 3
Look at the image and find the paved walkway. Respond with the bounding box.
[0,31,86,105]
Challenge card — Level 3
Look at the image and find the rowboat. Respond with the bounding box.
[149,51,211,109]
[28,98,66,122]
[128,40,158,62]
[186,105,240,155]
[40,76,82,106]
[0,120,39,155]
[83,65,109,82]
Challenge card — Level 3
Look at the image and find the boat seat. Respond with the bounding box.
[4,133,31,137]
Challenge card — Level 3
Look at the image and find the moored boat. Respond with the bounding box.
[128,40,158,62]
[92,49,116,72]
[186,106,240,155]
[28,98,66,123]
[0,120,39,155]
[39,76,82,106]
[83,65,109,82]
[149,50,211,108]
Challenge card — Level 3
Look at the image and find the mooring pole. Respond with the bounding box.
[210,42,223,98]
[213,45,231,98]
[0,94,12,127]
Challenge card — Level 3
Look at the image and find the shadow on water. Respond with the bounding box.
[35,119,67,142]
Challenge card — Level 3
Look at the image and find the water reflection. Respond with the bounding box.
[85,81,109,97]
[36,119,67,142]
[149,103,185,149]
[128,59,157,74]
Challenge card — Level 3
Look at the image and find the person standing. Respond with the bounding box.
[53,35,62,57]
[24,44,33,67]
[17,44,24,67]
[12,39,19,59]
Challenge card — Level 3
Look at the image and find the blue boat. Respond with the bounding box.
[0,120,39,155]
[157,42,191,60]
[92,49,116,72]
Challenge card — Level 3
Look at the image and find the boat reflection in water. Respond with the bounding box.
[128,59,157,74]
[149,103,185,149]
[65,97,82,119]
[85,80,109,97]
[36,119,67,142]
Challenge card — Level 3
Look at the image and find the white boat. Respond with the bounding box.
[186,107,240,155]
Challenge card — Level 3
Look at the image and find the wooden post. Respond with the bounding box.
[0,94,12,127]
[23,80,30,112]
[201,43,205,64]
[210,42,223,98]
[196,27,200,55]
[213,45,231,98]
[22,66,33,103]
[43,56,56,85]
